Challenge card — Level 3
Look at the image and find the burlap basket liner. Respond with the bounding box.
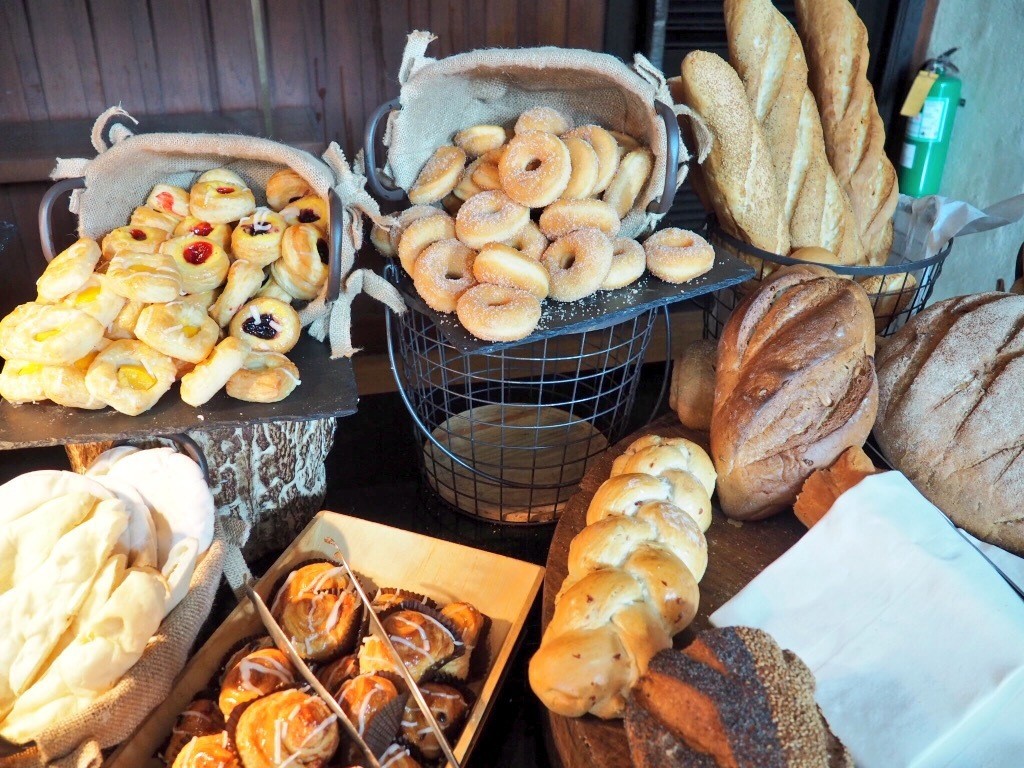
[384,31,692,239]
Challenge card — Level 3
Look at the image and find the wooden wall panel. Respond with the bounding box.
[24,0,105,119]
[90,0,163,113]
[2,2,52,121]
[208,0,260,111]
[147,0,219,113]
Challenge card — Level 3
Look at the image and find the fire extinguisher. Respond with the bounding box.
[898,48,965,197]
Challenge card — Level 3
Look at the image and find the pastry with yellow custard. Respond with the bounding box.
[0,359,48,404]
[84,339,176,415]
[0,303,105,366]
[134,302,219,363]
[60,274,126,328]
[106,252,183,304]
[36,238,102,303]
[41,340,110,409]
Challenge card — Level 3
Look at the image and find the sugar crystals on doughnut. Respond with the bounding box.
[644,228,715,284]
[455,191,529,250]
[409,146,467,205]
[456,284,542,342]
[498,131,571,208]
[541,228,614,302]
[413,239,477,313]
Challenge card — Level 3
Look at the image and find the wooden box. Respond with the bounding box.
[107,511,545,767]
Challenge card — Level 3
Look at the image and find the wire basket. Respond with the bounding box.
[699,217,954,341]
[386,290,666,525]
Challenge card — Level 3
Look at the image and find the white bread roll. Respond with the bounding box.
[669,339,717,432]
[94,476,159,570]
[0,470,113,527]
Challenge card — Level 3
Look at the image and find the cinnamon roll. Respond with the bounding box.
[336,673,401,739]
[357,609,460,682]
[316,654,359,699]
[164,699,225,766]
[438,602,485,680]
[233,689,339,768]
[170,733,239,768]
[380,743,422,768]
[399,682,469,761]
[218,648,297,718]
[270,563,362,662]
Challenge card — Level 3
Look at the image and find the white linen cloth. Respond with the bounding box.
[710,471,1024,768]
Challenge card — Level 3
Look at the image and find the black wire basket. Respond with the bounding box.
[699,217,954,341]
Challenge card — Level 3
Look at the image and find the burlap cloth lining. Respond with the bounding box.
[384,31,694,239]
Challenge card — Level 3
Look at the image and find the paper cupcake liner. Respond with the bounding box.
[435,611,492,683]
[362,672,412,759]
[372,587,439,612]
[159,697,226,766]
[398,676,474,762]
[314,653,361,698]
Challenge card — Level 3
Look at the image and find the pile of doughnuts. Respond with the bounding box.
[0,168,325,415]
[372,106,716,342]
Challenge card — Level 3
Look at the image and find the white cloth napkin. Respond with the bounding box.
[710,471,1024,768]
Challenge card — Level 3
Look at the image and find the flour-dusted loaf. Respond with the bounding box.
[678,50,789,256]
[724,0,865,265]
[670,339,717,432]
[794,0,898,265]
[711,265,878,520]
[875,292,1024,554]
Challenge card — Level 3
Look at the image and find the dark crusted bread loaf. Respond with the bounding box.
[626,626,851,768]
[875,292,1024,554]
[711,265,878,519]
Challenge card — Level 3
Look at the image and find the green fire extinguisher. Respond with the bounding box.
[898,48,964,197]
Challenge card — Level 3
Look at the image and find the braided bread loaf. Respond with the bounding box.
[529,436,716,719]
[724,0,865,265]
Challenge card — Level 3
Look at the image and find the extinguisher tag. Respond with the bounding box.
[908,98,947,142]
[900,142,917,169]
[900,70,939,117]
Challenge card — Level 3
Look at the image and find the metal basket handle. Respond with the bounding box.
[647,100,680,215]
[364,98,406,202]
[38,177,86,262]
[114,433,210,484]
[326,187,344,302]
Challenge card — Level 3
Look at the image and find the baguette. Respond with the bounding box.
[678,51,789,255]
[724,0,865,265]
[794,0,898,265]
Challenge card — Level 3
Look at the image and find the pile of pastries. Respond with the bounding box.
[371,106,716,342]
[0,167,326,415]
[164,562,487,768]
[0,446,214,744]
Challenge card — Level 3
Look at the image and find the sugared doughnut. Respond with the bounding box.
[226,351,301,403]
[36,238,101,302]
[539,199,621,239]
[503,221,548,261]
[107,300,146,341]
[452,161,484,201]
[412,239,477,313]
[0,360,48,404]
[160,236,230,294]
[455,191,529,249]
[453,125,507,157]
[130,206,179,234]
[603,148,653,218]
[456,284,542,342]
[398,213,456,275]
[101,226,168,261]
[271,224,327,301]
[515,107,572,136]
[197,168,248,187]
[266,168,315,211]
[541,228,613,302]
[135,301,219,363]
[232,208,286,266]
[256,275,294,304]
[498,131,571,208]
[389,206,442,252]
[370,223,396,256]
[561,136,600,200]
[643,228,715,284]
[280,195,328,233]
[601,238,646,290]
[106,251,183,304]
[42,343,108,409]
[210,260,265,327]
[84,339,176,416]
[61,274,126,327]
[563,125,620,194]
[471,159,502,191]
[180,337,248,407]
[189,181,256,224]
[173,216,232,250]
[473,243,550,300]
[229,298,301,354]
[0,302,104,366]
[409,146,467,205]
[609,130,642,155]
[146,184,190,218]
[481,147,506,166]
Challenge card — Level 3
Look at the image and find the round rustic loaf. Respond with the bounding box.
[875,292,1024,554]
[711,265,878,520]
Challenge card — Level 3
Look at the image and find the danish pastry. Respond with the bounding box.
[413,239,477,313]
[358,608,461,681]
[233,689,339,768]
[644,228,715,284]
[172,216,232,250]
[101,226,168,261]
[218,647,296,718]
[146,184,190,219]
[266,168,315,211]
[160,236,230,294]
[107,299,146,340]
[170,734,239,768]
[409,145,467,204]
[473,243,550,299]
[438,601,486,680]
[561,136,601,200]
[499,131,571,208]
[454,124,507,157]
[180,288,219,312]
[188,180,256,224]
[455,190,530,249]
[455,283,542,342]
[226,351,300,403]
[542,228,614,301]
[563,125,620,194]
[280,194,328,233]
[196,168,247,187]
[603,148,653,218]
[336,673,401,738]
[135,301,219,363]
[515,106,573,135]
[271,224,327,301]
[400,682,469,761]
[84,339,176,415]
[230,208,286,266]
[179,337,248,407]
[539,199,621,239]
[35,238,101,303]
[229,297,301,354]
[106,251,184,304]
[0,302,105,365]
[602,238,646,290]
[42,344,108,409]
[129,206,179,234]
[209,259,264,327]
[0,360,48,404]
[271,563,362,661]
[380,744,420,768]
[398,213,456,275]
[503,221,548,260]
[60,274,126,327]
[255,275,294,304]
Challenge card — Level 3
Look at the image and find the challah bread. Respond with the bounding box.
[794,0,898,265]
[724,0,865,265]
[874,292,1024,554]
[712,265,878,520]
[678,50,789,256]
[530,435,715,719]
